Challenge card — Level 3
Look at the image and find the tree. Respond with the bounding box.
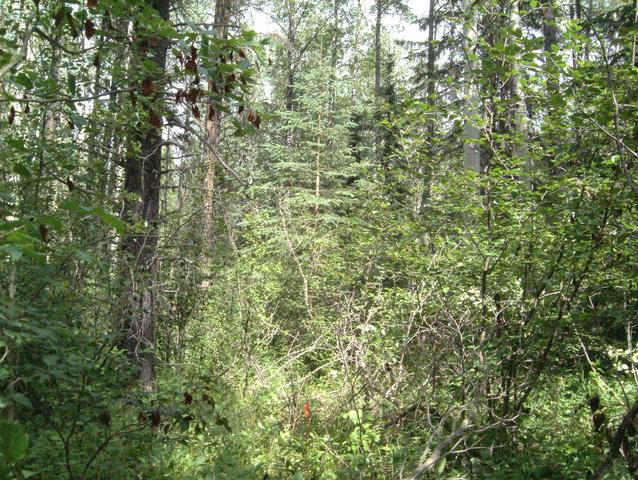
[120,0,171,391]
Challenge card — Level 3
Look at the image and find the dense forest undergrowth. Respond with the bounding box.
[1,0,638,478]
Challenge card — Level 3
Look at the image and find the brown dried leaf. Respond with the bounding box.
[184,58,197,74]
[149,112,162,128]
[248,110,261,129]
[8,106,15,125]
[142,77,154,96]
[85,19,96,39]
[151,410,161,428]
[187,88,200,103]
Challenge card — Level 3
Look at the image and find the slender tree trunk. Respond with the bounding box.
[34,33,60,214]
[314,112,322,215]
[285,1,296,147]
[374,0,382,99]
[203,0,232,248]
[540,0,559,54]
[510,0,530,187]
[374,0,383,165]
[462,0,481,173]
[540,0,559,94]
[121,0,170,391]
[5,263,16,422]
[417,0,437,210]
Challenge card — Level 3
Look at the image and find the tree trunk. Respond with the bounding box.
[418,0,437,210]
[121,0,170,391]
[510,0,530,187]
[540,0,559,54]
[285,2,297,148]
[540,0,559,94]
[203,0,232,248]
[374,0,382,99]
[462,0,481,173]
[374,0,383,165]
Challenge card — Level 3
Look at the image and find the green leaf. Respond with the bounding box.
[75,250,93,263]
[0,421,29,464]
[15,72,33,90]
[436,456,447,474]
[60,201,126,233]
[36,215,65,231]
[5,138,25,151]
[215,415,232,433]
[13,163,32,178]
[0,245,23,261]
[70,113,88,129]
[93,207,126,234]
[10,394,32,409]
[68,74,76,94]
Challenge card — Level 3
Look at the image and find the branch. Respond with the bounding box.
[0,28,34,80]
[594,398,638,480]
[190,130,246,184]
[33,28,98,55]
[405,418,473,480]
[0,89,133,105]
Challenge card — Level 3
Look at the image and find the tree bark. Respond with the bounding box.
[203,0,232,248]
[510,0,530,187]
[374,0,383,165]
[462,0,481,173]
[594,398,638,479]
[418,0,437,209]
[285,1,297,148]
[121,0,170,391]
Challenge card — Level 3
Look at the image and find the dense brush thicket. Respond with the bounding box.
[1,0,637,478]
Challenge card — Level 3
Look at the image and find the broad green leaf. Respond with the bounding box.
[12,164,31,178]
[0,421,29,464]
[0,245,22,261]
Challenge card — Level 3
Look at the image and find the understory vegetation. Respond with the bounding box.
[1,0,637,478]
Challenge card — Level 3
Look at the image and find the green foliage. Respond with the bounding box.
[2,0,638,478]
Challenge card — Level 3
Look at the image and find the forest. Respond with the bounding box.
[0,0,637,478]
